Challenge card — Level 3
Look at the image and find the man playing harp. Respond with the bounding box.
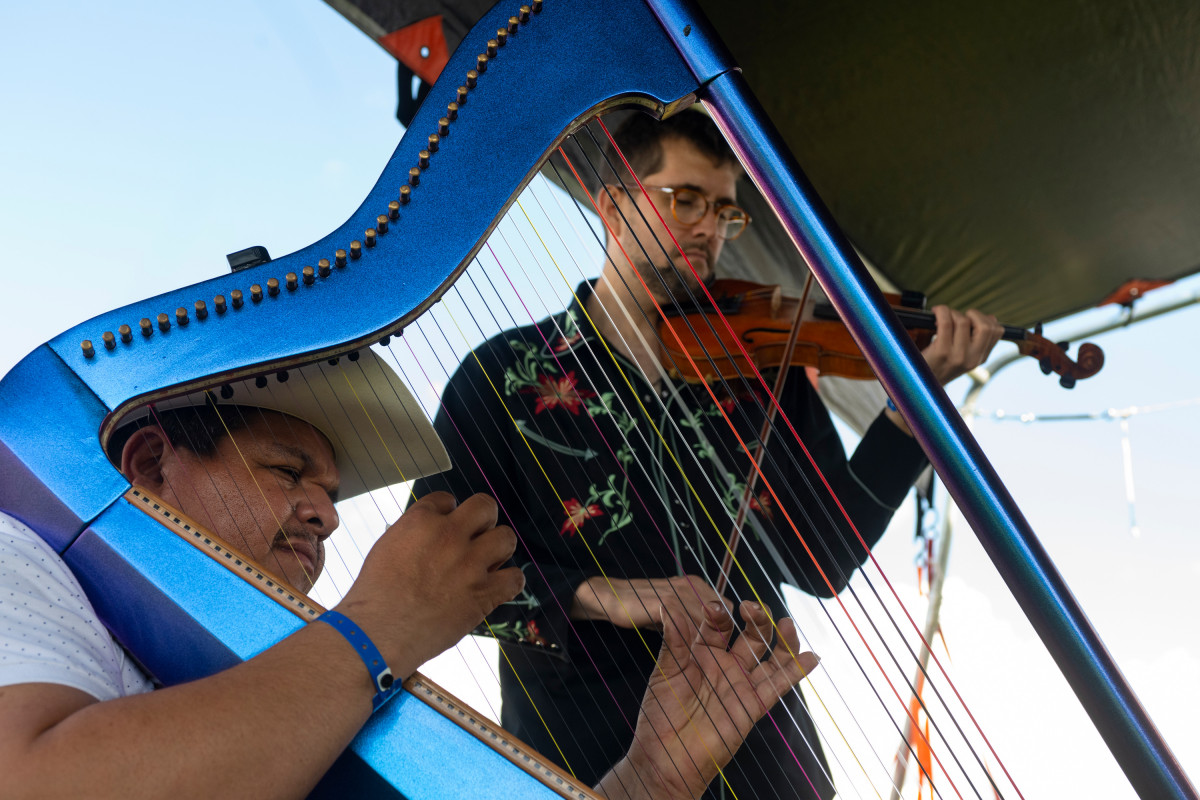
[414,111,1004,798]
[0,350,817,799]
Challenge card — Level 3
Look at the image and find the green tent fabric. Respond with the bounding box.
[330,0,1200,326]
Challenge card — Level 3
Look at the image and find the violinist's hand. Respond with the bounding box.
[919,305,1004,385]
[885,305,1003,435]
[595,600,819,800]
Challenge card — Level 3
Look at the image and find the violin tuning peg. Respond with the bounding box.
[1056,340,1070,353]
[1039,358,1053,375]
[1034,322,1044,336]
[1059,375,1076,389]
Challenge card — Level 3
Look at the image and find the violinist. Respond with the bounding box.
[415,110,1003,799]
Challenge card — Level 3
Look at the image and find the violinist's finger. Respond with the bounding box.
[730,601,773,668]
[965,308,1003,366]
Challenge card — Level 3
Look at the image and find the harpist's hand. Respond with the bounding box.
[570,575,734,631]
[595,600,819,800]
[338,492,525,679]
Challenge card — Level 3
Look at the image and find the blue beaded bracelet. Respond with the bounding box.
[318,609,398,710]
[886,397,898,412]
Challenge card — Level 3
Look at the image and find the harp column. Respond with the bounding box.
[692,64,1196,800]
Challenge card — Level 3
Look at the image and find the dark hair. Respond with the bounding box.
[106,402,254,464]
[601,110,739,185]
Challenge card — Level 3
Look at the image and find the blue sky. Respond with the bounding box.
[3,2,1197,797]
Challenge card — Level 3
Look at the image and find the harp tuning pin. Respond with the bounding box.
[508,16,520,33]
[220,384,234,400]
[486,39,498,57]
[231,289,244,309]
[102,331,116,350]
[408,167,421,186]
[379,335,391,346]
[399,185,412,205]
[376,215,389,234]
[302,266,315,285]
[438,117,450,136]
[418,150,431,169]
[446,102,459,121]
[175,307,189,326]
[348,350,360,362]
[140,318,153,337]
[255,375,268,389]
[276,370,289,383]
[350,241,362,259]
[388,200,401,220]
[465,71,477,90]
[285,272,298,291]
[118,324,133,343]
[214,295,228,314]
[157,313,171,332]
[327,357,339,366]
[365,229,377,247]
[456,85,469,104]
[194,300,208,320]
[496,28,508,46]
[250,284,264,303]
[266,278,279,297]
[532,0,542,12]
[427,133,440,153]
[334,249,347,267]
[476,54,488,73]
[519,5,531,23]
[318,258,332,278]
[81,340,95,358]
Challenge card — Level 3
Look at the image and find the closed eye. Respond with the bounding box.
[272,466,302,482]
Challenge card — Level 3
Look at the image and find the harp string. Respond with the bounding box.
[432,288,767,797]
[444,214,883,796]
[568,128,1012,796]
[391,313,753,799]
[498,188,900,797]
[515,159,944,798]
[560,131,945,747]
[590,116,1020,797]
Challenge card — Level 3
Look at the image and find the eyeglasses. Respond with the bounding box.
[643,185,751,241]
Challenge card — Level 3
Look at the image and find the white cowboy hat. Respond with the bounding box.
[131,349,449,501]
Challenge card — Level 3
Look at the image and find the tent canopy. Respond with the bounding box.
[329,0,1200,326]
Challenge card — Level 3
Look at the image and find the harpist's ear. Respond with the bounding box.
[120,427,170,492]
[596,185,627,239]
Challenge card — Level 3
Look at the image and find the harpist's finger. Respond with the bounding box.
[730,601,773,668]
[758,618,819,693]
[697,600,737,651]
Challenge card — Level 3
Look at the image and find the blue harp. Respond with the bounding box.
[0,0,1191,798]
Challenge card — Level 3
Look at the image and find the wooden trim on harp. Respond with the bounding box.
[124,487,601,799]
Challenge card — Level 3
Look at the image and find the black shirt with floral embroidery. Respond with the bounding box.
[412,281,928,793]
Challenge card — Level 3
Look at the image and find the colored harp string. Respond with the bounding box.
[166,115,1020,799]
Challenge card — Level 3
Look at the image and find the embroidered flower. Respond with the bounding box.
[749,490,774,520]
[525,371,595,415]
[551,331,584,353]
[560,498,603,535]
[522,620,549,647]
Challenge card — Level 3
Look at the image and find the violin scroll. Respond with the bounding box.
[1016,334,1105,389]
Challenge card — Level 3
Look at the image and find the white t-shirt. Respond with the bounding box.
[0,510,153,700]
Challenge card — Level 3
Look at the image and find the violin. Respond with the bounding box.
[657,279,1104,388]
